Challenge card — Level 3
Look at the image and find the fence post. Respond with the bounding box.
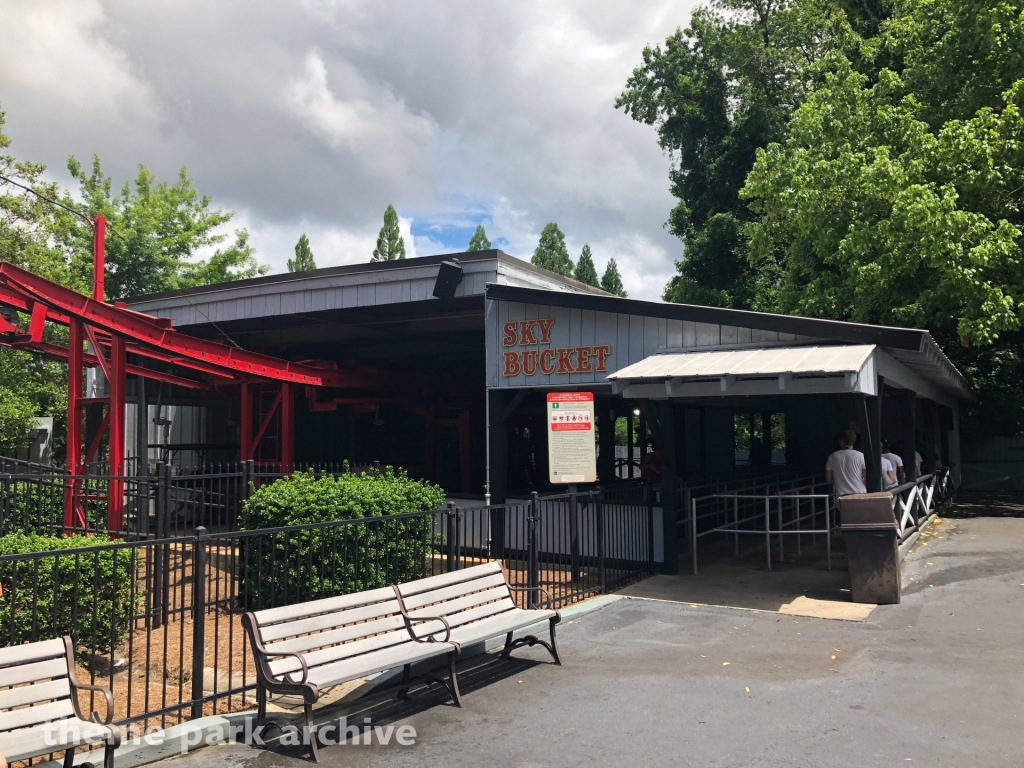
[191,526,208,720]
[646,482,655,575]
[0,473,10,535]
[569,486,580,584]
[151,461,167,629]
[528,491,539,609]
[596,490,606,593]
[445,501,460,573]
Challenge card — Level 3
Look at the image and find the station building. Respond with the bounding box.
[126,250,971,515]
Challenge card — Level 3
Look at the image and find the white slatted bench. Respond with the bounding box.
[241,586,458,762]
[396,561,562,665]
[0,637,120,768]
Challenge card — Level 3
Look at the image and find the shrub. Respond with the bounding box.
[239,467,444,608]
[0,533,139,654]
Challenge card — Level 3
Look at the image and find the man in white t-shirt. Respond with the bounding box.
[880,454,897,489]
[881,440,905,485]
[825,430,867,497]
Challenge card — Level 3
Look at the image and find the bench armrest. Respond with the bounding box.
[241,614,310,686]
[507,584,554,607]
[63,637,114,725]
[392,585,452,644]
[262,650,310,686]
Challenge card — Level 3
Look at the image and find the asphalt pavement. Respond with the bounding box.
[159,507,1024,768]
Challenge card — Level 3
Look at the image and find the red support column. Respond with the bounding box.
[240,383,252,462]
[280,382,293,471]
[64,320,84,533]
[108,334,126,532]
[92,214,106,302]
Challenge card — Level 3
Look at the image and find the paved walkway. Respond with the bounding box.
[161,507,1024,767]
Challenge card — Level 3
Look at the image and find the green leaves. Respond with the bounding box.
[467,224,491,252]
[742,58,1024,346]
[601,258,628,297]
[63,157,268,300]
[0,533,139,653]
[238,468,445,607]
[574,244,599,287]
[372,204,406,262]
[532,223,574,277]
[288,233,317,272]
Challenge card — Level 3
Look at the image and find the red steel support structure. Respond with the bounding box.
[0,214,480,532]
[0,215,340,535]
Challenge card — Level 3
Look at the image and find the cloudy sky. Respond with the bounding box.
[0,0,698,300]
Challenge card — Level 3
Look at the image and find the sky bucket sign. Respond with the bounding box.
[547,392,596,483]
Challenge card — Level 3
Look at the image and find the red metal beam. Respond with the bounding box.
[2,339,214,390]
[0,262,354,386]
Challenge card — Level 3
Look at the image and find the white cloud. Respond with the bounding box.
[0,0,698,301]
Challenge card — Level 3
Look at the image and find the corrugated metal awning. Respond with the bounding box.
[608,344,876,382]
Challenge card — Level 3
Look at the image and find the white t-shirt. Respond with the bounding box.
[915,451,923,475]
[826,449,867,497]
[881,456,897,489]
[882,452,903,470]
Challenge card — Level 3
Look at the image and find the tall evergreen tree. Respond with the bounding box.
[467,224,491,251]
[600,258,627,297]
[531,223,574,277]
[371,204,406,262]
[574,244,599,287]
[288,233,316,272]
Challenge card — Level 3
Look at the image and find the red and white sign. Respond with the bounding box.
[547,392,596,483]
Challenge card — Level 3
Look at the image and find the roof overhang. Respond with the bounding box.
[608,345,880,399]
[485,284,973,402]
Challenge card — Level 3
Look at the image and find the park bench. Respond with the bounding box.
[0,637,120,768]
[241,586,459,762]
[396,561,562,665]
[243,562,561,762]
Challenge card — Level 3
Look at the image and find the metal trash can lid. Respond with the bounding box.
[837,492,898,530]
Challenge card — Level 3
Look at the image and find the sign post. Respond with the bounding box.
[547,392,596,483]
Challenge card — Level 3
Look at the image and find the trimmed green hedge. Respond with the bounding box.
[239,468,445,608]
[0,533,139,653]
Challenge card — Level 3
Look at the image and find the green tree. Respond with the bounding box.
[741,0,1024,434]
[601,258,627,297]
[532,223,574,277]
[64,156,267,300]
[372,204,406,262]
[617,1,852,309]
[288,233,317,272]
[574,244,599,287]
[467,224,491,251]
[0,387,37,454]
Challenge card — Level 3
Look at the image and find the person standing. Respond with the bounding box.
[881,441,905,485]
[881,453,897,489]
[825,430,867,497]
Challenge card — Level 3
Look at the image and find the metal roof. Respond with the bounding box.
[608,345,876,381]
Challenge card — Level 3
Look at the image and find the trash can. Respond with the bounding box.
[838,493,901,605]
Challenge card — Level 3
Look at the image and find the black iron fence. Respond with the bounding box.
[0,483,656,733]
[0,461,364,539]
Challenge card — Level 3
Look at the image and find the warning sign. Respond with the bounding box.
[547,392,596,484]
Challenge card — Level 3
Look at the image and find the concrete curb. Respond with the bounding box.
[45,593,624,768]
[899,512,937,562]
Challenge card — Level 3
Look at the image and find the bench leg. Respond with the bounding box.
[448,652,462,707]
[63,746,75,768]
[397,663,412,699]
[548,616,562,666]
[104,739,117,768]
[304,700,320,763]
[503,631,514,652]
[256,685,267,727]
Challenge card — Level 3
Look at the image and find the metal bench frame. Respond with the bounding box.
[243,563,562,762]
[0,637,120,768]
